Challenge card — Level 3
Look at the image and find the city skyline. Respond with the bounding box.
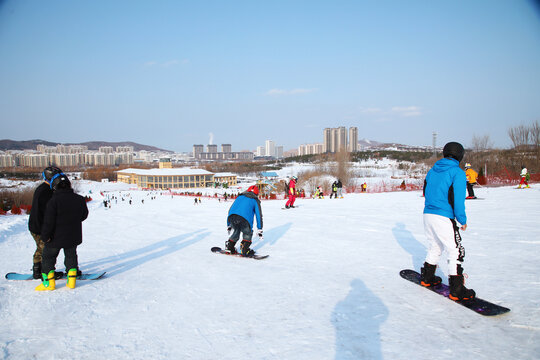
[1,1,540,152]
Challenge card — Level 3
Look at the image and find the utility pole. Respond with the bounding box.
[432,132,437,157]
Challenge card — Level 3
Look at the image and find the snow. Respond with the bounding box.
[1,179,539,359]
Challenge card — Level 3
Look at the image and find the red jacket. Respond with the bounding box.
[288,179,296,195]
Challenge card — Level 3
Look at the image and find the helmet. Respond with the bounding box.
[465,163,471,169]
[292,176,298,181]
[42,166,63,182]
[247,185,259,196]
[442,142,464,162]
[50,173,71,190]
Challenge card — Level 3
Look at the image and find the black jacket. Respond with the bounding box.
[28,182,53,234]
[41,188,89,248]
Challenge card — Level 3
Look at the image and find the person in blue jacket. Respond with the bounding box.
[421,142,475,301]
[226,185,263,256]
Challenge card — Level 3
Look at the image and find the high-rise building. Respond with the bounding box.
[256,146,266,157]
[221,144,232,153]
[193,145,204,159]
[348,127,358,152]
[323,128,333,153]
[207,144,218,153]
[265,140,275,158]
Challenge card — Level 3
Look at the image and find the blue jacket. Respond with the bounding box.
[424,158,467,225]
[227,192,263,230]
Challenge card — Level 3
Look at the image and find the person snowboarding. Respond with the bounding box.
[464,163,478,199]
[518,166,530,188]
[284,176,298,208]
[421,141,475,301]
[225,185,263,256]
[336,179,343,198]
[36,173,89,291]
[28,166,63,279]
[330,181,338,199]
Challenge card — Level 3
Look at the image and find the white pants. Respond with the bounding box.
[423,213,465,276]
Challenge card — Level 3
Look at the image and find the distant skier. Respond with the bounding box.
[28,166,63,279]
[464,163,478,199]
[36,173,89,291]
[518,166,530,188]
[421,142,475,301]
[225,185,263,256]
[336,179,343,198]
[361,182,367,192]
[330,181,338,199]
[284,176,298,209]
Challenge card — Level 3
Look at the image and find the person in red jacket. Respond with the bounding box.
[285,176,298,209]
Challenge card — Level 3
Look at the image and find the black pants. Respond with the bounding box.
[228,214,253,242]
[41,246,78,274]
[466,182,475,197]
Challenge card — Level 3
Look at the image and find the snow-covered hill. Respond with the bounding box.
[0,181,539,359]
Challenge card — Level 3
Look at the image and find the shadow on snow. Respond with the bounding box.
[252,222,292,252]
[392,222,427,272]
[80,230,209,277]
[332,278,388,360]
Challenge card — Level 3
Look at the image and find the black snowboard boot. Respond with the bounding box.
[32,263,42,279]
[225,240,237,254]
[420,262,442,287]
[449,266,475,301]
[240,240,255,257]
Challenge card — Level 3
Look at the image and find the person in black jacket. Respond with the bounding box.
[28,166,63,279]
[36,173,89,291]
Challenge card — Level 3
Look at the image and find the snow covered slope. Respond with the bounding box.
[0,184,539,359]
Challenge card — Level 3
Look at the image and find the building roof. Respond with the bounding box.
[214,172,237,177]
[117,168,214,176]
[260,171,278,177]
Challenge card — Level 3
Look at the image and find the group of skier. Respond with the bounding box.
[28,166,88,291]
[26,144,530,302]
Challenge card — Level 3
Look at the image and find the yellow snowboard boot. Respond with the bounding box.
[35,270,56,291]
[67,268,77,289]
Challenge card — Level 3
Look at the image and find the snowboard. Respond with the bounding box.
[466,197,485,200]
[281,205,300,210]
[400,269,510,316]
[211,247,269,260]
[5,272,106,281]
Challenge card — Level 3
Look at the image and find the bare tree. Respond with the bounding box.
[508,124,531,149]
[471,134,493,152]
[531,120,540,149]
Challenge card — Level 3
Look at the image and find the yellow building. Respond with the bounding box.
[116,168,219,189]
[213,172,238,186]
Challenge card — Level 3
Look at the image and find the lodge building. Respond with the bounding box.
[116,168,237,189]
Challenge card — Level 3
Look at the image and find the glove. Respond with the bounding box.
[257,230,263,240]
[227,226,232,235]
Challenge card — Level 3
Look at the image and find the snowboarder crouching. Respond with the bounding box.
[225,185,263,256]
[36,173,89,291]
[421,142,475,301]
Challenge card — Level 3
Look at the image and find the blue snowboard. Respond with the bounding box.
[400,269,510,316]
[5,272,106,281]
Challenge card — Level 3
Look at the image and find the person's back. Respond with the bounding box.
[424,157,467,226]
[42,186,89,248]
[226,186,263,256]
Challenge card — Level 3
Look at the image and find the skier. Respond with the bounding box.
[330,181,338,199]
[464,163,478,199]
[284,176,298,208]
[518,166,530,188]
[421,142,475,301]
[225,185,263,256]
[36,173,89,291]
[336,179,343,198]
[28,166,63,279]
[362,182,367,192]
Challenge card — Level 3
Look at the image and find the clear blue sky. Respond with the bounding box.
[1,0,539,152]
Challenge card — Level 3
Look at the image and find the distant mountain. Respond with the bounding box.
[0,139,170,152]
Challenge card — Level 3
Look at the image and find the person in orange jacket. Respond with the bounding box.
[464,163,478,199]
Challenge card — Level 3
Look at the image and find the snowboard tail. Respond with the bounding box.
[211,247,269,260]
[400,269,510,316]
[6,272,106,281]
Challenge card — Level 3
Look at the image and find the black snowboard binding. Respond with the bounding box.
[420,262,442,287]
[240,240,255,257]
[225,240,237,254]
[449,265,475,301]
